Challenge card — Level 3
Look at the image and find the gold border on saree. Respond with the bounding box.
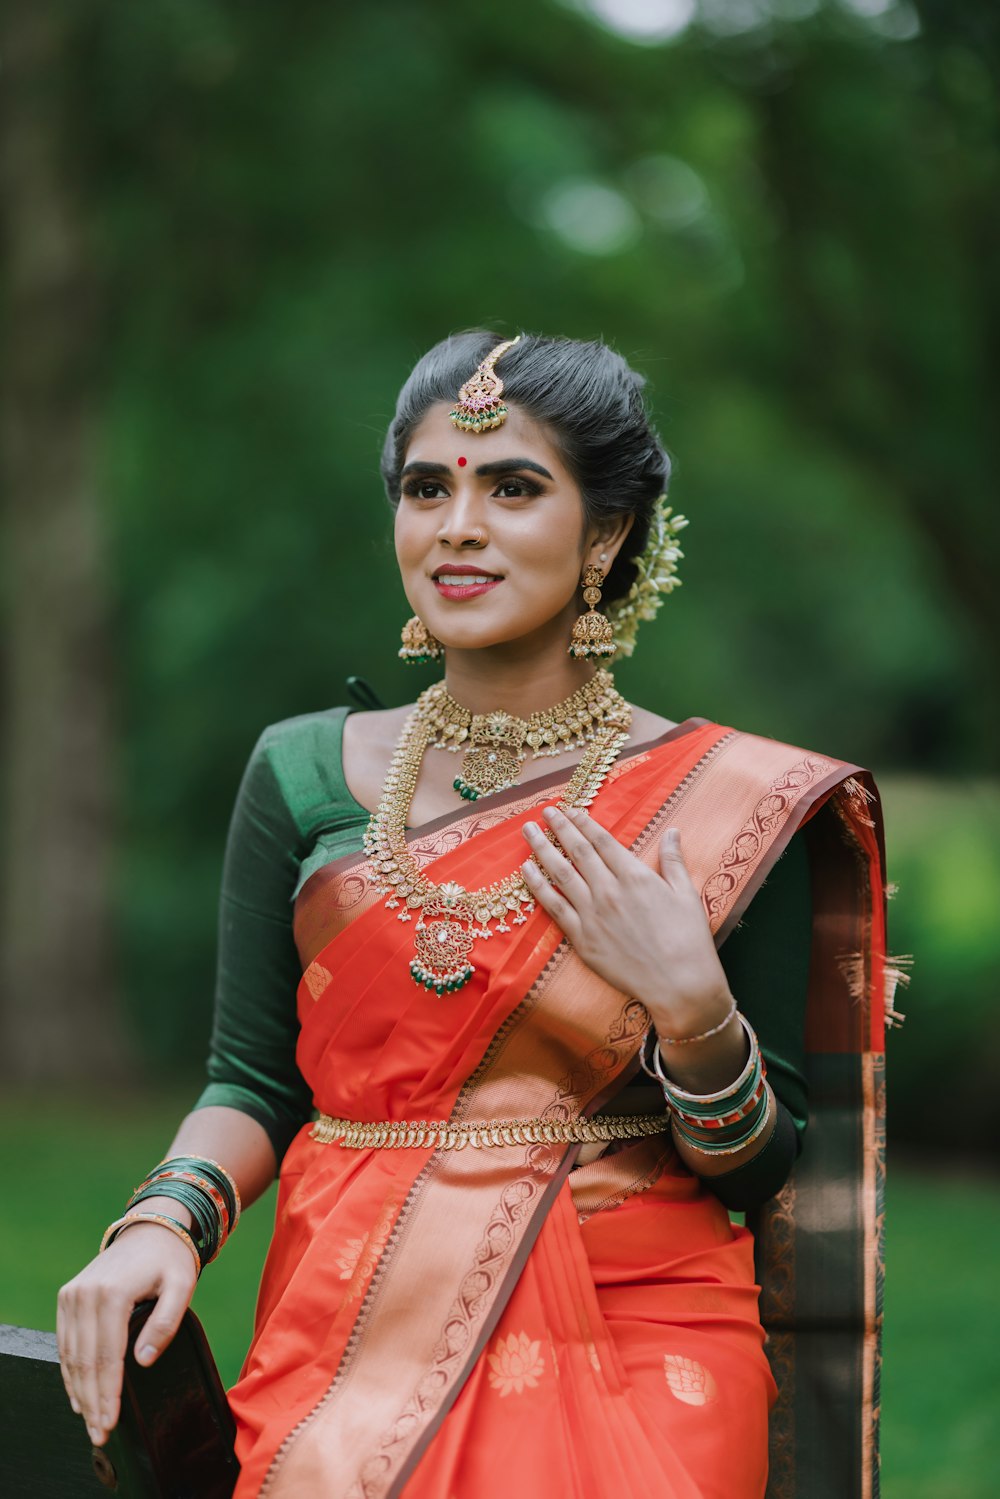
[310,1110,673,1151]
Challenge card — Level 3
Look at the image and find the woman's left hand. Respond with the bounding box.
[521,803,731,1040]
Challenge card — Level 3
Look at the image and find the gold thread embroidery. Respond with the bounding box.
[663,1354,718,1406]
[702,755,835,921]
[310,1109,671,1150]
[487,1331,546,1396]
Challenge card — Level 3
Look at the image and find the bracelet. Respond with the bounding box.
[127,1180,222,1267]
[655,993,738,1047]
[669,1073,768,1134]
[123,1155,241,1272]
[100,1212,201,1275]
[151,1155,242,1228]
[673,1091,773,1157]
[645,1012,774,1155]
[647,1012,760,1101]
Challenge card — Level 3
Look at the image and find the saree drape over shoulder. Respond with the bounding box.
[226,720,888,1499]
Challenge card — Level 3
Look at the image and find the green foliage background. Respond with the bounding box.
[2,0,999,1489]
[62,0,997,1146]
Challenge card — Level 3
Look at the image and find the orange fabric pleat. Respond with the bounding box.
[400,1170,774,1499]
[227,722,829,1499]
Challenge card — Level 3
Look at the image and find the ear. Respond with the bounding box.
[583,512,635,571]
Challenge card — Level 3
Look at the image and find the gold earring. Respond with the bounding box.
[399,615,443,664]
[569,565,616,659]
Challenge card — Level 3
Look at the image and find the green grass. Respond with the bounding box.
[2,1094,998,1496]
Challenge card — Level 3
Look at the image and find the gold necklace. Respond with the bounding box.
[420,668,630,801]
[363,707,631,994]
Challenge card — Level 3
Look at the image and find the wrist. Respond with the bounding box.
[646,988,737,1047]
[655,1021,750,1095]
[127,1193,194,1231]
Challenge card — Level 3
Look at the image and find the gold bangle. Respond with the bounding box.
[100,1211,201,1275]
[655,993,738,1046]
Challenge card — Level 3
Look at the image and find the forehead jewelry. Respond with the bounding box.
[449,335,522,434]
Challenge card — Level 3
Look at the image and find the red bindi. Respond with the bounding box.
[457,455,467,467]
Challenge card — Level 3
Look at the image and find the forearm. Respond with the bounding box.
[130,1105,279,1231]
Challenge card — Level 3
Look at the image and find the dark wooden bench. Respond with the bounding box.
[0,1306,238,1497]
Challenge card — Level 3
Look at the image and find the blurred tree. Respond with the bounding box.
[0,0,995,1115]
[0,1,129,1080]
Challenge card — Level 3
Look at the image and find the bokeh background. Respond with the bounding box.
[1,1,998,1494]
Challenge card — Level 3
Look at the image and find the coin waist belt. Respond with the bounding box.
[310,1110,672,1151]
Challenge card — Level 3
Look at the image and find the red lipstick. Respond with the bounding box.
[431,563,503,600]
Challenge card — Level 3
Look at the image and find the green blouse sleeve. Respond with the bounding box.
[190,708,368,1162]
[709,830,812,1210]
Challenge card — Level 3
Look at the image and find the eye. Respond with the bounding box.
[493,476,542,499]
[401,479,449,501]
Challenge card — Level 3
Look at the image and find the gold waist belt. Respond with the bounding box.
[310,1111,672,1151]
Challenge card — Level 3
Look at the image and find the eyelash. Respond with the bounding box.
[401,476,543,502]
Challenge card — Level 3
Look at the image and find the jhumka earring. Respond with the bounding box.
[399,615,443,665]
[569,565,616,659]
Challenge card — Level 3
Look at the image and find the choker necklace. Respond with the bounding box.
[363,698,631,994]
[419,668,631,801]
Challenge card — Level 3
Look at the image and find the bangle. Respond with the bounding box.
[122,1155,241,1271]
[100,1212,201,1275]
[645,1013,775,1156]
[673,1091,773,1157]
[149,1156,242,1229]
[647,1012,760,1100]
[656,993,738,1047]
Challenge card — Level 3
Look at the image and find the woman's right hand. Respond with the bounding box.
[57,1221,199,1447]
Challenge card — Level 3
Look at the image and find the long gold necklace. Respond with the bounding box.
[364,690,631,994]
[420,668,630,801]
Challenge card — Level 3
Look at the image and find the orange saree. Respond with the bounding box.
[227,720,886,1499]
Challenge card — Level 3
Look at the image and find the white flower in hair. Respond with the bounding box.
[606,494,688,659]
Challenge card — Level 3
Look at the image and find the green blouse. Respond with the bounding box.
[193,708,811,1211]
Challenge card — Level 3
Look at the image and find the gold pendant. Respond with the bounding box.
[454,743,522,801]
[411,915,476,994]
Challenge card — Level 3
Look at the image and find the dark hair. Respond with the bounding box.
[380,330,671,603]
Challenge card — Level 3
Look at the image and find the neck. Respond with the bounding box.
[440,636,604,720]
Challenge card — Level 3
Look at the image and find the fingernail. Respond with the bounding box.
[137,1343,157,1364]
[87,1424,103,1444]
[521,860,536,878]
[543,804,561,820]
[70,1398,81,1414]
[523,821,539,837]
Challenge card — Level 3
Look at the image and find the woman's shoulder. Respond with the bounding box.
[252,704,352,763]
[627,703,680,742]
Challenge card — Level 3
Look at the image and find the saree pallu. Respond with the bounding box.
[227,720,888,1499]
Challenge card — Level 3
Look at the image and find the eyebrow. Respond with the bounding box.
[400,457,554,481]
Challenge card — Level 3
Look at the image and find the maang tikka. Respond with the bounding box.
[569,564,616,659]
[449,335,522,433]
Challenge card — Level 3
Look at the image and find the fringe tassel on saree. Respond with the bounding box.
[227,720,887,1499]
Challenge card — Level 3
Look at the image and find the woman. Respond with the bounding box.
[58,332,889,1499]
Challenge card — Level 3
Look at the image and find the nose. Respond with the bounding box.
[436,493,488,549]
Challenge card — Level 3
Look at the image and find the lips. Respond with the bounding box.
[430,565,503,581]
[431,565,503,600]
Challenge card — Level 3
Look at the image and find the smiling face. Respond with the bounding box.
[394,401,630,659]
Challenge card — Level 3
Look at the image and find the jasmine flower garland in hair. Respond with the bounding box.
[606,495,688,660]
